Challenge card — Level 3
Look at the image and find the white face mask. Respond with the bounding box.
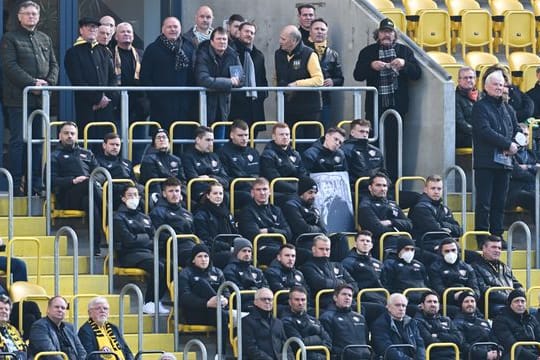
[125,198,139,210]
[444,251,458,264]
[400,250,414,263]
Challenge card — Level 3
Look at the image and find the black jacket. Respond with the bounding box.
[113,204,154,267]
[428,257,480,302]
[96,154,137,181]
[526,82,540,118]
[178,264,227,311]
[510,147,537,194]
[149,197,194,254]
[78,320,134,360]
[264,259,310,298]
[353,42,421,120]
[302,138,348,173]
[508,84,534,122]
[492,307,540,360]
[51,143,99,193]
[455,87,476,148]
[283,309,332,360]
[341,250,386,304]
[193,201,237,248]
[260,141,308,194]
[320,306,370,359]
[308,44,344,105]
[237,199,292,242]
[371,312,426,360]
[223,259,268,290]
[195,40,242,124]
[217,141,260,181]
[181,147,230,188]
[281,196,325,242]
[407,193,463,250]
[414,311,463,360]
[472,257,523,307]
[382,254,429,304]
[341,138,385,187]
[242,307,293,360]
[29,317,87,360]
[139,147,186,193]
[472,94,520,170]
[357,195,412,243]
[453,311,497,359]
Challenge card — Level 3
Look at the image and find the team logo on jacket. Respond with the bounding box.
[333,266,340,274]
[334,156,341,163]
[80,153,87,159]
[369,150,377,156]
[373,262,380,269]
[196,162,201,167]
[292,59,301,70]
[63,155,70,158]
[143,219,150,226]
[353,316,360,322]
[459,269,467,276]
[170,161,178,167]
[289,156,296,162]
[210,275,217,281]
[232,157,238,162]
[247,154,253,162]
[212,160,218,167]
[106,163,112,168]
[295,274,302,282]
[251,272,258,279]
[272,214,278,222]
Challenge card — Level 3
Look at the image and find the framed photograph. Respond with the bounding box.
[311,171,355,232]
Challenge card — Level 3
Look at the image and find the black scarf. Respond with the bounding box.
[158,34,190,71]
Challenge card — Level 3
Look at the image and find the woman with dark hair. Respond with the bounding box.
[193,182,238,268]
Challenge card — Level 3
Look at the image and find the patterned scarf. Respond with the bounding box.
[192,25,213,45]
[158,34,190,71]
[378,45,399,109]
[114,46,141,85]
[88,319,125,360]
[0,322,26,354]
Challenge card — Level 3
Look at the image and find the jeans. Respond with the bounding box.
[7,107,42,194]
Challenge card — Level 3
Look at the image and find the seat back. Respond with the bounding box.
[416,9,452,52]
[403,0,438,16]
[520,64,540,91]
[369,0,395,9]
[489,0,523,16]
[445,0,480,16]
[460,9,493,58]
[502,10,537,59]
[381,9,408,33]
[427,51,457,63]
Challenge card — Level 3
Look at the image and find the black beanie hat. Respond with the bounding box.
[297,177,318,195]
[396,237,415,253]
[507,289,526,305]
[457,291,477,308]
[190,243,210,263]
[152,128,168,146]
[233,237,252,257]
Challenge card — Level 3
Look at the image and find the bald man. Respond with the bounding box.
[184,5,214,47]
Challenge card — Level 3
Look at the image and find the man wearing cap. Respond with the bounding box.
[353,18,421,180]
[453,291,500,360]
[1,0,58,196]
[65,16,117,145]
[139,128,186,196]
[381,237,429,307]
[302,127,348,173]
[492,289,540,360]
[320,284,372,360]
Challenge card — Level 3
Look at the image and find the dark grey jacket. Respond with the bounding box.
[28,317,86,359]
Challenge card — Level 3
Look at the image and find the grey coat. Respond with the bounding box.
[28,317,87,360]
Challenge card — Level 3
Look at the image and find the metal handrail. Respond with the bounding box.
[403,287,432,299]
[273,289,291,318]
[7,237,40,289]
[507,221,532,288]
[34,351,68,359]
[537,171,540,268]
[460,231,490,260]
[291,121,325,148]
[183,339,208,360]
[119,283,144,352]
[186,178,218,212]
[394,176,426,205]
[270,177,299,204]
[315,289,335,319]
[250,121,278,147]
[484,286,513,319]
[442,287,473,316]
[341,344,373,360]
[128,121,162,161]
[253,233,287,268]
[357,288,390,313]
[102,179,135,236]
[134,351,164,360]
[230,177,257,215]
[296,345,330,360]
[379,231,412,261]
[229,290,256,357]
[468,342,500,360]
[418,231,452,253]
[144,178,167,214]
[166,234,200,285]
[169,121,200,153]
[54,226,79,301]
[83,121,117,148]
[26,109,50,234]
[443,165,467,231]
[283,337,307,360]
[354,176,370,230]
[216,281,242,360]
[89,167,113,277]
[69,293,100,331]
[88,351,120,360]
[0,169,13,241]
[154,225,177,337]
[379,109,404,180]
[510,341,540,360]
[426,342,459,360]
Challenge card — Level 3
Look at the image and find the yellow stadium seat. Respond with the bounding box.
[427,51,457,64]
[415,9,451,53]
[381,9,408,33]
[445,0,481,50]
[370,0,395,9]
[459,9,493,59]
[508,51,540,86]
[403,0,438,37]
[520,64,540,92]
[489,0,524,50]
[501,10,536,60]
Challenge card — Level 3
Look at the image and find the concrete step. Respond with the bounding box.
[0,216,46,236]
[446,193,473,212]
[71,314,155,333]
[27,294,132,317]
[514,269,540,288]
[452,211,475,231]
[0,196,43,216]
[27,274,109,294]
[15,256,90,275]
[2,235,69,256]
[124,333,176,353]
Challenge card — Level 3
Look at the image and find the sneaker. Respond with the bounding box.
[158,301,170,314]
[142,302,156,314]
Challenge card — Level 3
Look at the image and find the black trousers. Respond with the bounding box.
[136,258,166,303]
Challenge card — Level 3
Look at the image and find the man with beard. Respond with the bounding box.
[353,18,421,180]
[140,17,195,134]
[228,22,268,133]
[227,14,244,42]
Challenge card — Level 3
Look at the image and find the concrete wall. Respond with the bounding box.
[182,0,456,181]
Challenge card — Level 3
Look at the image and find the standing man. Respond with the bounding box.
[1,0,59,196]
[275,25,323,148]
[307,18,344,128]
[184,5,214,47]
[455,66,477,148]
[65,17,117,144]
[140,17,195,134]
[297,4,316,45]
[97,25,113,48]
[29,296,87,359]
[229,21,268,132]
[472,65,520,248]
[99,15,116,45]
[227,14,245,43]
[353,18,422,180]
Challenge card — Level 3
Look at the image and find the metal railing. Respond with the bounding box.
[510,341,540,360]
[119,283,144,352]
[6,237,40,289]
[379,109,404,180]
[426,343,459,360]
[183,339,208,360]
[88,351,120,360]
[282,337,307,360]
[0,168,13,241]
[54,226,79,300]
[536,171,540,268]
[154,225,177,336]
[507,221,532,289]
[443,165,467,231]
[216,281,242,360]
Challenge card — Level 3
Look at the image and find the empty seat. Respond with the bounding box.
[501,10,536,59]
[369,0,395,9]
[381,9,408,33]
[445,0,481,50]
[415,9,452,53]
[489,0,524,50]
[427,51,457,63]
[459,9,493,59]
[508,51,540,86]
[403,0,438,37]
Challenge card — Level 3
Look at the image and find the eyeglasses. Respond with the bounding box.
[459,76,475,80]
[19,11,39,16]
[256,297,273,302]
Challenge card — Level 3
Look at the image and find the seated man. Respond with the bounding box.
[149,177,195,268]
[282,286,331,360]
[242,288,293,360]
[0,295,27,357]
[428,238,480,317]
[51,121,103,255]
[182,126,230,201]
[320,284,371,360]
[113,185,168,314]
[78,296,133,359]
[453,291,500,360]
[472,235,523,318]
[29,296,87,360]
[357,173,412,259]
[260,123,308,205]
[300,235,357,310]
[492,289,540,360]
[302,127,348,173]
[281,177,348,263]
[414,291,462,360]
[381,237,429,308]
[341,230,386,306]
[139,128,186,195]
[371,293,426,360]
[237,177,292,266]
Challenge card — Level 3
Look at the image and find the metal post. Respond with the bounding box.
[216,281,242,359]
[0,169,14,240]
[443,165,467,232]
[277,91,285,123]
[183,339,208,360]
[120,91,129,159]
[153,225,177,336]
[379,109,403,180]
[119,283,144,352]
[282,337,306,360]
[507,221,532,289]
[536,171,540,268]
[88,167,113,278]
[199,90,207,126]
[54,226,79,304]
